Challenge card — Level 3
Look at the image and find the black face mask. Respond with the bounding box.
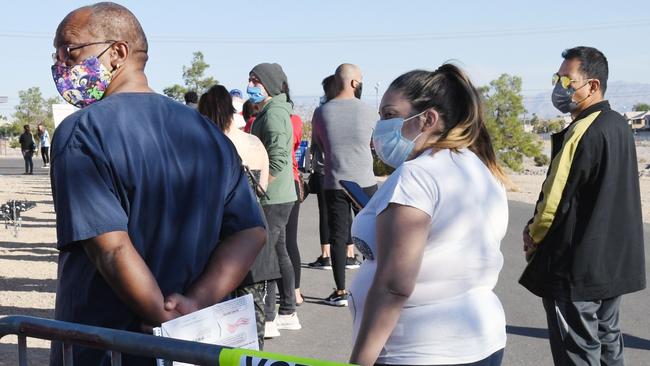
[354,82,363,99]
[551,82,577,114]
[551,81,591,114]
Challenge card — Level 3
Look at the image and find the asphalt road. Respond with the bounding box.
[0,155,50,176]
[1,156,649,365]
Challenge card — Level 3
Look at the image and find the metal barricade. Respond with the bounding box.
[0,315,222,365]
[0,315,353,366]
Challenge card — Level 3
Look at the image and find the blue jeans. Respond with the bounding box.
[376,349,504,366]
[446,349,504,366]
[22,149,33,173]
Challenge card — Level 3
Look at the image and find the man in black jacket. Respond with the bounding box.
[18,124,35,175]
[520,46,645,365]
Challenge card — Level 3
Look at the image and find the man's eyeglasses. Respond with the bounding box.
[552,73,592,90]
[52,40,117,64]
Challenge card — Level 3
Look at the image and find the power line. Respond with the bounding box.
[1,19,649,44]
[523,91,650,100]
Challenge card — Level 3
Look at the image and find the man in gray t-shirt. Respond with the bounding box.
[311,63,378,306]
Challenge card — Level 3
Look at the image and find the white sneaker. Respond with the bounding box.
[264,321,280,338]
[275,312,302,330]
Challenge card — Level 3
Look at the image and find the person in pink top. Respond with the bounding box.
[286,114,304,305]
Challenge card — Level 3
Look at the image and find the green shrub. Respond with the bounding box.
[498,150,524,172]
[373,156,394,176]
[534,154,550,167]
[9,138,20,149]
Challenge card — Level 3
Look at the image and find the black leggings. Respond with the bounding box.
[314,174,351,245]
[325,185,377,291]
[41,147,50,165]
[285,180,302,289]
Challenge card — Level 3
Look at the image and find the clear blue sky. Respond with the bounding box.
[1,0,650,115]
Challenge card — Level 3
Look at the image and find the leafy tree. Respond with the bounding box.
[301,120,312,141]
[528,113,539,127]
[163,51,218,102]
[547,119,563,133]
[531,116,545,134]
[162,84,187,103]
[11,87,60,135]
[480,74,543,172]
[532,118,565,134]
[182,52,217,93]
[0,115,12,137]
[633,103,650,111]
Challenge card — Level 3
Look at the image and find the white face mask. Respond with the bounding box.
[372,110,428,168]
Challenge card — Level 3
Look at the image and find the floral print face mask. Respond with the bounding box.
[51,56,113,108]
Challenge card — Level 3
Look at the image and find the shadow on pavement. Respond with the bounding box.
[506,325,548,339]
[0,306,54,319]
[1,247,55,255]
[0,241,56,249]
[506,325,650,351]
[624,333,650,350]
[19,223,56,229]
[20,215,55,223]
[0,277,57,293]
[0,242,58,261]
[0,254,58,262]
[300,295,327,306]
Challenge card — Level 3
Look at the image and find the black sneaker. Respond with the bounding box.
[308,255,332,270]
[345,255,362,269]
[323,290,348,307]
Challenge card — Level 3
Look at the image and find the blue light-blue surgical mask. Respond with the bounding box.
[372,110,428,168]
[247,86,266,104]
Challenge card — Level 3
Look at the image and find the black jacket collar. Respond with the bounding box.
[574,100,610,122]
[551,100,611,157]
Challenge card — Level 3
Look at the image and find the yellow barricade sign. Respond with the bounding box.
[219,348,355,366]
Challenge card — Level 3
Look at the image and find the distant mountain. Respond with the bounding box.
[524,81,650,119]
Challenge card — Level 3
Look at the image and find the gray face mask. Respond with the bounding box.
[551,81,591,114]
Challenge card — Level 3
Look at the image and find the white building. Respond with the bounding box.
[624,111,650,130]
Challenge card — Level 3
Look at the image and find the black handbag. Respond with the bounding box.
[307,172,322,193]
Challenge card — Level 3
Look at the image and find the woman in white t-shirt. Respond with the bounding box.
[349,64,509,366]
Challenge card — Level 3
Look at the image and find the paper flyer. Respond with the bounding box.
[154,294,258,366]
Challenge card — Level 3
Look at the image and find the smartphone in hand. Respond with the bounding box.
[339,180,371,210]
